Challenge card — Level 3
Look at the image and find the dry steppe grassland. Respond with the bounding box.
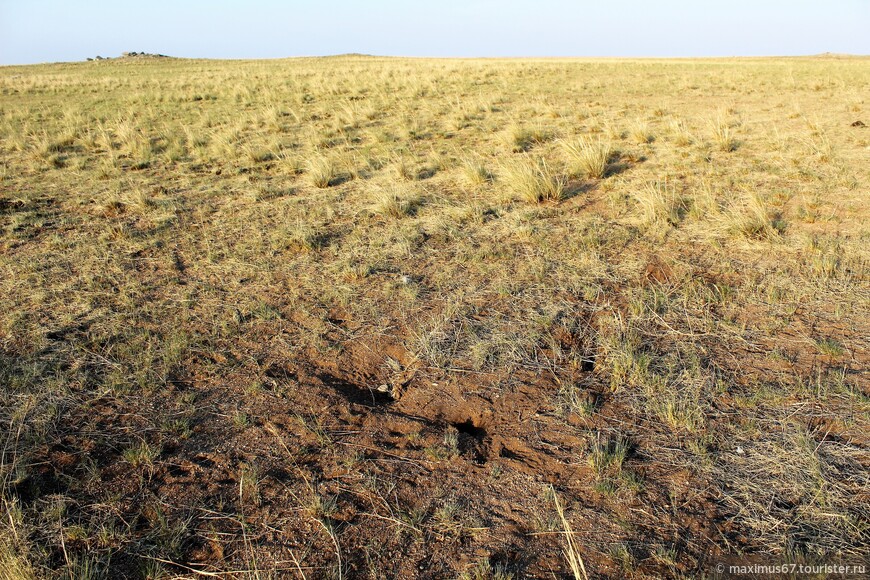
[0,54,868,579]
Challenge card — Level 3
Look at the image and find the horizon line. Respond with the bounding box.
[3,51,869,67]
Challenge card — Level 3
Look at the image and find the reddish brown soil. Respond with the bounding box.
[18,327,728,578]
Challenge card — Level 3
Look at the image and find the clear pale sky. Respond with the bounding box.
[1,0,868,65]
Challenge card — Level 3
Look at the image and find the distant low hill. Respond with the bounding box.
[809,52,868,59]
[87,52,171,61]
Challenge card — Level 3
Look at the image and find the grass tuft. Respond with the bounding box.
[815,337,845,357]
[711,115,738,152]
[123,441,160,468]
[633,181,684,229]
[500,156,565,203]
[371,184,421,218]
[630,121,654,144]
[562,137,612,179]
[722,191,779,240]
[307,154,339,188]
[670,119,694,146]
[588,433,630,476]
[508,125,551,152]
[460,155,493,186]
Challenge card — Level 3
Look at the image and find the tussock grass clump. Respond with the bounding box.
[210,127,241,160]
[500,156,565,203]
[99,184,158,216]
[281,220,326,251]
[307,154,338,188]
[460,155,492,186]
[122,440,160,468]
[119,185,156,211]
[687,180,720,220]
[508,125,552,152]
[633,181,684,229]
[653,395,705,432]
[602,119,626,141]
[33,131,76,158]
[687,186,781,240]
[801,236,856,281]
[277,151,304,175]
[371,184,421,218]
[805,131,834,162]
[243,143,274,164]
[630,121,654,144]
[393,155,418,181]
[562,136,612,179]
[598,315,650,391]
[711,115,737,152]
[589,434,630,476]
[557,383,598,417]
[459,557,515,580]
[670,119,694,146]
[723,191,779,240]
[815,337,845,357]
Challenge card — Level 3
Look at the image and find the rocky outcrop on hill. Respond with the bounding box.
[87,52,170,61]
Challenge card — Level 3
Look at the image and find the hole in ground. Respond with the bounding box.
[319,373,393,407]
[452,419,487,440]
[450,419,488,464]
